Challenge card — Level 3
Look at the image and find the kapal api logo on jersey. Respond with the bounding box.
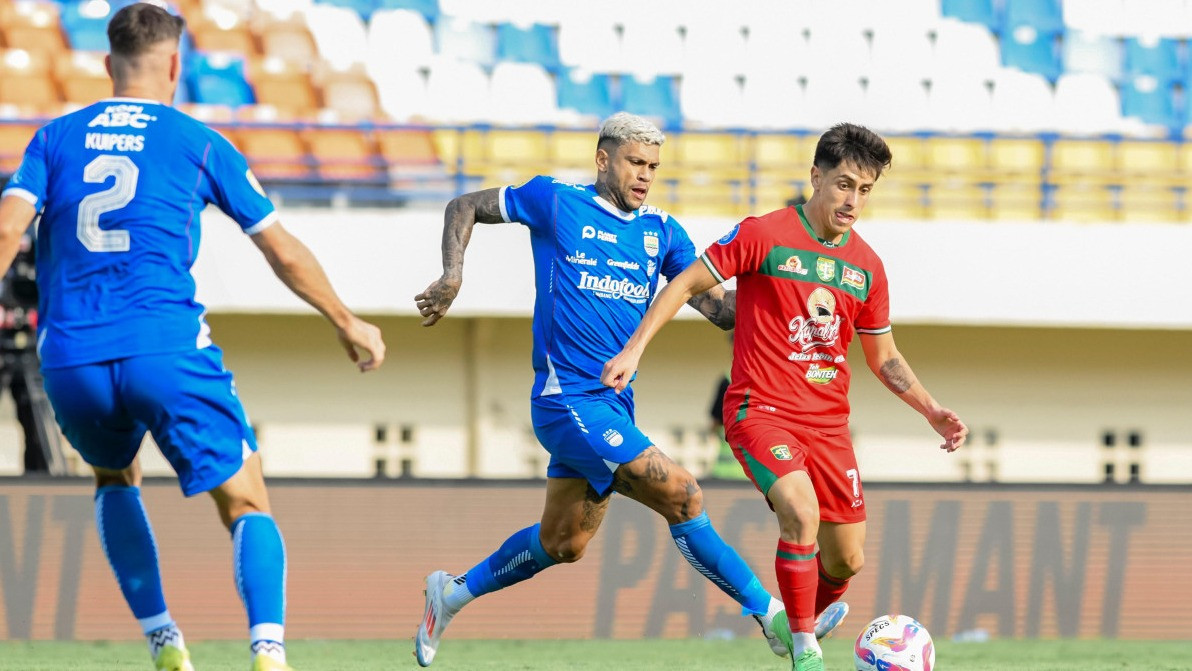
[816,257,836,282]
[770,444,792,460]
[582,226,618,243]
[87,104,157,129]
[787,287,841,352]
[842,266,866,290]
[777,255,809,275]
[642,232,659,258]
[603,429,624,447]
[805,364,838,385]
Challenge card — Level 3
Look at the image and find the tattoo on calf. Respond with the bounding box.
[880,358,913,393]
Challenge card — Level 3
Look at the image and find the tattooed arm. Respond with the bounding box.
[414,188,506,326]
[686,286,736,331]
[860,331,969,452]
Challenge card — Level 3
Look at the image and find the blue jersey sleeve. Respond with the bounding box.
[2,127,49,209]
[660,219,696,281]
[500,175,557,234]
[202,127,277,234]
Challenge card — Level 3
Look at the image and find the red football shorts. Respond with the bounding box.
[725,418,866,524]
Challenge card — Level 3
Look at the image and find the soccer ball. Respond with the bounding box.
[853,614,935,671]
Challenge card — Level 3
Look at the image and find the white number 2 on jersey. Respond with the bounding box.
[77,155,138,252]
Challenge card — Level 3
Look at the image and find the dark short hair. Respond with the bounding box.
[107,3,185,58]
[813,123,892,179]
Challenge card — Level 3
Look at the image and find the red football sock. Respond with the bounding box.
[814,552,850,617]
[775,540,817,633]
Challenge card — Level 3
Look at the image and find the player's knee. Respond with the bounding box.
[541,535,590,564]
[822,549,864,579]
[773,500,819,540]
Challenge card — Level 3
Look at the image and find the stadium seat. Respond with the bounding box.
[804,25,869,81]
[682,20,748,78]
[989,68,1055,133]
[926,74,995,132]
[0,49,59,114]
[1053,73,1124,135]
[367,9,434,72]
[932,18,1001,81]
[926,180,988,220]
[1120,77,1179,133]
[940,0,998,30]
[232,127,313,181]
[1123,37,1182,85]
[556,19,620,73]
[862,0,941,31]
[868,27,934,84]
[988,181,1043,219]
[0,10,69,66]
[556,69,615,123]
[1117,139,1180,179]
[375,0,439,23]
[255,16,319,66]
[302,126,385,182]
[434,16,497,68]
[925,136,988,176]
[1048,183,1116,221]
[487,62,561,126]
[669,132,749,191]
[188,52,254,107]
[987,137,1046,181]
[882,135,928,182]
[304,3,368,69]
[679,70,744,129]
[373,66,428,122]
[423,60,491,124]
[1117,184,1181,221]
[187,9,256,56]
[1049,138,1116,183]
[545,128,598,178]
[620,23,684,79]
[662,176,748,218]
[1062,30,1123,82]
[620,75,682,130]
[742,20,811,82]
[248,57,321,118]
[865,180,927,220]
[319,65,381,121]
[0,122,40,174]
[863,76,932,134]
[1001,27,1062,82]
[56,51,112,106]
[1003,0,1064,33]
[317,0,378,22]
[752,132,816,173]
[739,70,804,130]
[496,22,560,71]
[799,75,866,132]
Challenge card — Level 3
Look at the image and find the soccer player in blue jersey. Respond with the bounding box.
[0,5,385,671]
[412,112,792,665]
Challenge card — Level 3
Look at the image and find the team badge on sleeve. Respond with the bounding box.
[770,444,792,460]
[717,224,740,245]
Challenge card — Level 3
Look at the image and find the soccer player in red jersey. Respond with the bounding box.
[602,123,968,671]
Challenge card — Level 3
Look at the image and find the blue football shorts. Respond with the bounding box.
[531,386,654,495]
[42,346,258,496]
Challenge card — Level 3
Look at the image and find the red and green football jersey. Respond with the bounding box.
[702,204,891,433]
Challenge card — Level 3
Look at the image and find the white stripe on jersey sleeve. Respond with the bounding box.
[1,188,39,208]
[700,253,727,284]
[243,210,279,235]
[856,325,893,335]
[498,185,511,223]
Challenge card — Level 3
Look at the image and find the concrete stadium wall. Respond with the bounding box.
[0,480,1186,642]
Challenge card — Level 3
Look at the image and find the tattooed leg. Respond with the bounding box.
[613,446,704,524]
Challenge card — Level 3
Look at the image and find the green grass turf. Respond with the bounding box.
[0,638,1187,670]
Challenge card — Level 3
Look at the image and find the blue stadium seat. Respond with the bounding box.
[1003,0,1064,33]
[496,23,559,70]
[557,69,614,120]
[940,0,998,30]
[619,75,682,130]
[59,1,113,52]
[316,0,377,22]
[375,0,439,23]
[1124,37,1182,85]
[1062,31,1123,82]
[1001,28,1062,82]
[1121,78,1179,131]
[186,53,254,107]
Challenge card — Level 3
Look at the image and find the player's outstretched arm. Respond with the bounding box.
[602,262,722,392]
[860,331,968,452]
[686,286,736,331]
[251,222,385,372]
[0,196,36,278]
[415,188,504,326]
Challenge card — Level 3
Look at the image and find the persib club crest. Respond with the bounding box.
[643,233,659,258]
[770,444,793,460]
[816,257,836,282]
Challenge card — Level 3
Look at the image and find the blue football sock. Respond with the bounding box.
[462,523,557,600]
[231,512,286,653]
[94,485,174,634]
[670,511,772,616]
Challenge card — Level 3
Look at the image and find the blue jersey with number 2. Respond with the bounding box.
[500,176,696,397]
[1,98,276,369]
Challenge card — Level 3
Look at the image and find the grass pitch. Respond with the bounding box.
[0,638,1187,670]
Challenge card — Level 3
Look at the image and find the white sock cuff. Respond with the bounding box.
[250,623,285,643]
[139,611,174,635]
